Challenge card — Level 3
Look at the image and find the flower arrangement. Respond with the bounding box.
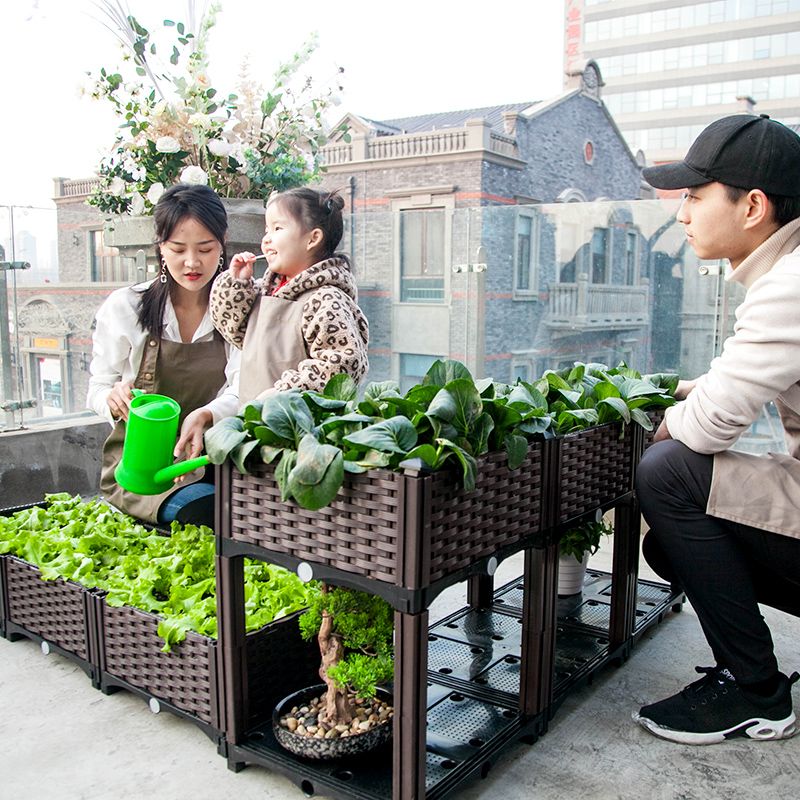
[86,1,345,215]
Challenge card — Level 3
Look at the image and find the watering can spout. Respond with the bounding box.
[114,391,212,495]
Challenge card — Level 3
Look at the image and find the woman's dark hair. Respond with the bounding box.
[268,187,347,261]
[724,184,800,228]
[137,183,228,337]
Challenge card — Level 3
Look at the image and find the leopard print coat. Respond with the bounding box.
[209,255,369,393]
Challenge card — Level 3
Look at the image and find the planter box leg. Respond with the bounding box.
[519,542,558,718]
[467,574,494,610]
[393,609,428,800]
[609,495,640,651]
[217,553,247,744]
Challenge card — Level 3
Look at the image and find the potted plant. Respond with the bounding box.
[273,584,395,759]
[557,518,614,596]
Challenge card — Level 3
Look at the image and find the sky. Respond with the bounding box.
[0,0,566,210]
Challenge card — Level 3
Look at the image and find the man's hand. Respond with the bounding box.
[652,419,672,443]
[674,378,698,401]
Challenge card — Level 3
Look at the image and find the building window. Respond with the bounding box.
[511,362,531,383]
[514,212,540,294]
[591,228,609,284]
[90,229,124,282]
[625,231,638,284]
[400,208,445,303]
[399,353,441,394]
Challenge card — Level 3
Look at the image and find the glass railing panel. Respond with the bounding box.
[0,197,788,455]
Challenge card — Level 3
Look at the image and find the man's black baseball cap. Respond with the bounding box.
[642,114,800,197]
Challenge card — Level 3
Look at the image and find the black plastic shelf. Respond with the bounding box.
[224,569,683,800]
[226,681,543,800]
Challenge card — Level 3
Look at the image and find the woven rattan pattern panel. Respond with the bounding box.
[102,603,215,724]
[5,557,89,660]
[230,464,403,583]
[558,424,633,523]
[427,447,543,582]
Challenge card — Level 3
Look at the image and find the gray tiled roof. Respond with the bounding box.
[363,101,539,136]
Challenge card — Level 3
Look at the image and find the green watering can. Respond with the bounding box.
[114,390,210,495]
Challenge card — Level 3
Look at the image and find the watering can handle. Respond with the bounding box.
[153,455,212,484]
[131,388,144,398]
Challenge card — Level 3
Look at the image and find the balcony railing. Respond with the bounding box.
[54,178,100,198]
[546,274,649,330]
[321,122,520,166]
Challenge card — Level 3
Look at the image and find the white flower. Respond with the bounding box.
[155,136,181,153]
[109,176,127,196]
[151,101,168,117]
[207,138,232,157]
[188,113,212,129]
[130,192,146,215]
[146,182,165,205]
[180,165,208,185]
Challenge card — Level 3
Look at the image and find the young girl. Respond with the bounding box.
[210,187,369,402]
[87,183,240,525]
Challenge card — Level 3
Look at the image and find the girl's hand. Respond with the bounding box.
[107,380,134,421]
[229,251,258,282]
[173,408,214,483]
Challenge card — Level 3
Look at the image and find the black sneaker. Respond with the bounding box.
[633,666,800,745]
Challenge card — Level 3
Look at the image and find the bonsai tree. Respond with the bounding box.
[559,518,614,562]
[298,583,394,726]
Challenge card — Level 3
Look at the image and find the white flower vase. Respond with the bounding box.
[557,551,590,597]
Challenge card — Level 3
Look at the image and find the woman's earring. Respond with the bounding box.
[160,258,168,284]
[218,254,224,270]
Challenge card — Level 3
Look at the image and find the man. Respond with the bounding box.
[634,113,800,745]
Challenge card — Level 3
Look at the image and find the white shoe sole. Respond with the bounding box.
[632,710,798,745]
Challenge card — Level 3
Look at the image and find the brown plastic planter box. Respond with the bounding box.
[644,409,666,450]
[2,555,99,680]
[555,421,637,525]
[221,443,547,604]
[93,595,318,739]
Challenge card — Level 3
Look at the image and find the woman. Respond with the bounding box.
[87,183,239,526]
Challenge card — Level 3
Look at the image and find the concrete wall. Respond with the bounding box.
[0,416,108,507]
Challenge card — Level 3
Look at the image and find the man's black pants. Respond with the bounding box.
[636,440,800,684]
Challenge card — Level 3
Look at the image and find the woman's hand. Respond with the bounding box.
[173,408,214,483]
[107,380,134,421]
[229,251,258,282]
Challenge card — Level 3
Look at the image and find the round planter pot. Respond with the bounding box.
[273,684,392,760]
[557,552,589,597]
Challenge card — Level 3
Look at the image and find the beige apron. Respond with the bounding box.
[238,294,308,404]
[99,332,227,522]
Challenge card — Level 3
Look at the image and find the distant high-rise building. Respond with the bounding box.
[565,0,800,163]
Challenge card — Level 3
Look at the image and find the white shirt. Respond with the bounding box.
[86,280,241,425]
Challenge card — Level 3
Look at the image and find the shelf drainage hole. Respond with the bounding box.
[470,647,484,654]
[491,634,504,641]
[441,760,458,770]
[301,779,315,797]
[450,693,465,702]
[332,770,353,781]
[446,623,458,629]
[439,667,453,674]
[469,738,485,748]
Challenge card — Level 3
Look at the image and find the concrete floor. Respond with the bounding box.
[2,547,799,800]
